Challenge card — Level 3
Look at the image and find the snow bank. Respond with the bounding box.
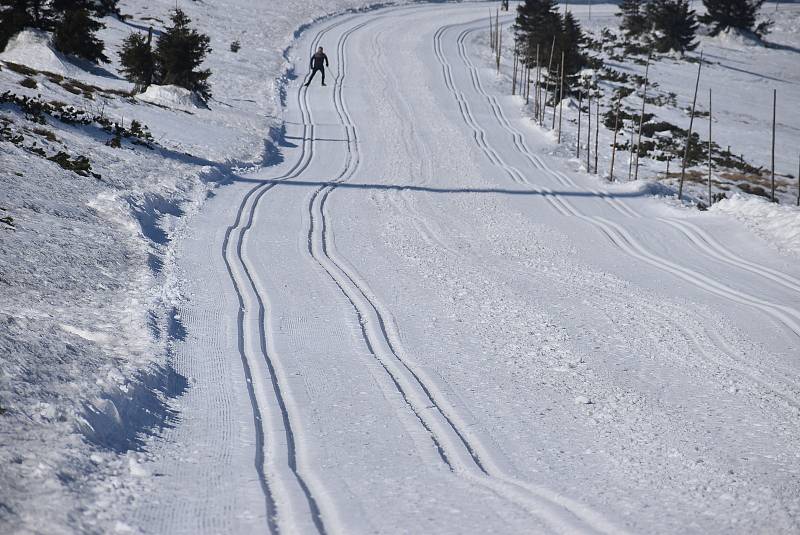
[710,193,800,257]
[0,30,76,75]
[711,27,764,48]
[136,85,206,110]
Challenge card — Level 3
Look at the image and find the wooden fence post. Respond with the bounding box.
[634,52,652,181]
[512,45,518,95]
[594,97,600,174]
[771,88,777,202]
[610,93,621,181]
[587,92,592,171]
[577,89,583,158]
[558,51,565,143]
[708,88,713,204]
[679,52,703,200]
[544,36,556,126]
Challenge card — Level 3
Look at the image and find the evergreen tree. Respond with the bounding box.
[701,0,767,36]
[52,5,107,63]
[0,0,53,49]
[646,0,698,54]
[90,0,120,17]
[119,27,154,92]
[154,8,212,100]
[617,0,649,37]
[560,11,586,76]
[514,0,561,66]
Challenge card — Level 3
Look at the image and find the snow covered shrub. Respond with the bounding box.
[19,76,37,88]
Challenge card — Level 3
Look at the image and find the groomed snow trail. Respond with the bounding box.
[135,4,800,534]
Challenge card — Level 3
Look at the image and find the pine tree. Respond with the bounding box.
[514,0,561,66]
[618,0,649,37]
[0,0,53,49]
[560,11,586,76]
[90,0,120,18]
[52,5,107,63]
[702,0,767,36]
[646,0,698,54]
[154,8,212,100]
[119,28,154,92]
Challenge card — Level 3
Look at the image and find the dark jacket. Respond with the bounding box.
[310,52,329,70]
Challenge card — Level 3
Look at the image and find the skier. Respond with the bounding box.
[305,47,329,87]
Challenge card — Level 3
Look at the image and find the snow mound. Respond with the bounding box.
[710,193,800,257]
[613,179,677,198]
[0,30,76,76]
[712,27,763,48]
[136,85,206,110]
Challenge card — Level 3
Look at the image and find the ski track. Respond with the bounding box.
[435,20,800,395]
[300,12,628,535]
[221,14,365,534]
[449,21,800,408]
[219,6,631,534]
[210,5,800,534]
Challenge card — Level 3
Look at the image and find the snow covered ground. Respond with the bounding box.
[2,1,800,534]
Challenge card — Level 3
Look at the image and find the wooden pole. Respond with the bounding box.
[666,156,671,178]
[796,153,799,206]
[679,52,703,200]
[512,46,518,95]
[771,88,777,202]
[544,36,556,126]
[526,64,532,105]
[551,64,558,130]
[558,51,565,143]
[587,92,592,171]
[577,89,583,158]
[634,52,652,181]
[533,44,539,112]
[610,93,621,181]
[628,123,635,181]
[708,88,713,204]
[594,97,600,174]
[535,45,541,122]
[496,20,502,73]
[489,12,494,52]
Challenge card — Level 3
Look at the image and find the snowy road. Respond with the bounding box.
[136,4,800,534]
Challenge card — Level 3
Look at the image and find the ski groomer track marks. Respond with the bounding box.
[297,11,630,535]
[450,20,800,405]
[222,15,364,535]
[435,20,800,341]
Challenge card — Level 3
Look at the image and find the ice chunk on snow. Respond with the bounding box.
[574,395,592,405]
[136,85,206,110]
[0,30,76,76]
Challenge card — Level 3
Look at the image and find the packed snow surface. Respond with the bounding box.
[711,193,800,257]
[2,1,800,534]
[0,29,76,75]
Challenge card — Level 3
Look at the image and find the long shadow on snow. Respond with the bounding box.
[225,176,653,199]
[81,361,188,453]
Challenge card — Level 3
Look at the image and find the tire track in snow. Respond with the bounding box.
[436,21,800,342]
